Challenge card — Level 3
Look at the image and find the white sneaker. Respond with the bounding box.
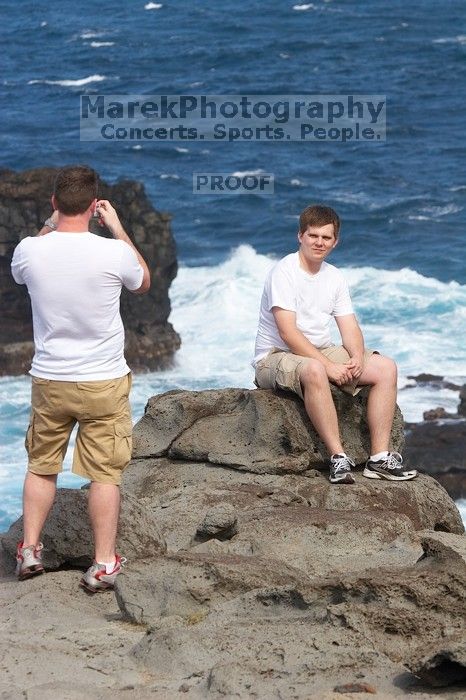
[329,454,356,484]
[79,554,126,593]
[16,541,44,581]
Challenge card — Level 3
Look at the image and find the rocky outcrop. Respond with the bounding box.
[0,167,180,375]
[1,387,465,697]
[403,377,466,499]
[132,386,405,472]
[404,420,466,499]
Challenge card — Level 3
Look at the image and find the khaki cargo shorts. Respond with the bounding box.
[25,373,133,485]
[255,346,377,399]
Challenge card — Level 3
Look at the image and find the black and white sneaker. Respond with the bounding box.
[329,454,356,484]
[363,452,417,481]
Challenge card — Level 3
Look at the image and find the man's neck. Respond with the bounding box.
[55,213,91,232]
[298,250,323,276]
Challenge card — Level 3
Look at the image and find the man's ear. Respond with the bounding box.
[332,237,339,248]
[51,194,57,210]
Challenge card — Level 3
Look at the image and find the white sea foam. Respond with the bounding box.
[28,74,106,87]
[145,2,163,9]
[90,41,115,48]
[332,190,424,211]
[175,147,189,153]
[293,4,316,11]
[420,204,462,217]
[290,178,303,186]
[160,173,180,179]
[80,31,104,39]
[231,169,266,177]
[433,35,466,44]
[408,204,462,221]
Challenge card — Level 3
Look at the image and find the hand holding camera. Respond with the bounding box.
[94,200,125,239]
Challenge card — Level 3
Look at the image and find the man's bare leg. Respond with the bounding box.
[22,472,58,546]
[299,359,345,455]
[88,482,120,563]
[357,354,398,454]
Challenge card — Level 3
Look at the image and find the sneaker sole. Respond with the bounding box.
[18,565,45,581]
[79,578,114,594]
[329,474,355,484]
[363,467,417,481]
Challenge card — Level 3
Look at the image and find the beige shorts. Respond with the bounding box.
[25,373,133,485]
[255,346,377,399]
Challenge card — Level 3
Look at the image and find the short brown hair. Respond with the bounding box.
[299,204,340,240]
[53,165,98,215]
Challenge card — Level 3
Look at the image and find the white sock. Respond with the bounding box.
[370,451,390,461]
[100,558,116,574]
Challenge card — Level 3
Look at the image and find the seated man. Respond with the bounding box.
[253,204,416,485]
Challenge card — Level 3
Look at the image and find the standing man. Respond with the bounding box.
[253,204,416,485]
[11,165,151,591]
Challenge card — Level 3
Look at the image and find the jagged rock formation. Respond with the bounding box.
[0,166,180,375]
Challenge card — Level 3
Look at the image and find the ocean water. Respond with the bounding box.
[1,0,465,530]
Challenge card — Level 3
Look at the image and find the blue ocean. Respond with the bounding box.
[1,0,465,529]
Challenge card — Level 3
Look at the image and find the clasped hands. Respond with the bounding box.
[326,356,364,386]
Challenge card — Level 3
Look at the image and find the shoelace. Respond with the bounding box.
[332,455,354,472]
[385,452,403,471]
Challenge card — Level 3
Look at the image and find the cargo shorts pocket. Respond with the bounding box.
[113,418,133,470]
[24,416,34,454]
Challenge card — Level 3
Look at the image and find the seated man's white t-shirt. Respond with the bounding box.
[11,231,144,380]
[253,252,353,367]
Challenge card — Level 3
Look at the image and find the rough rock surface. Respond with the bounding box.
[1,387,465,698]
[195,502,238,540]
[104,388,466,696]
[133,387,405,472]
[0,166,180,375]
[406,638,466,687]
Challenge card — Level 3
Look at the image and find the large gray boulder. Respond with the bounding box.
[133,387,405,473]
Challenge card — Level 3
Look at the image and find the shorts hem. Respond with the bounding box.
[72,465,124,485]
[28,464,62,475]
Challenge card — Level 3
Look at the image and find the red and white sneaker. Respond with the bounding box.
[79,554,126,593]
[16,541,45,581]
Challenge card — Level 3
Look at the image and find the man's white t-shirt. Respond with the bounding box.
[11,231,144,380]
[253,252,354,366]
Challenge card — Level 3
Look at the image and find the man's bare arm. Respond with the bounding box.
[96,200,151,294]
[272,307,353,386]
[36,210,59,236]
